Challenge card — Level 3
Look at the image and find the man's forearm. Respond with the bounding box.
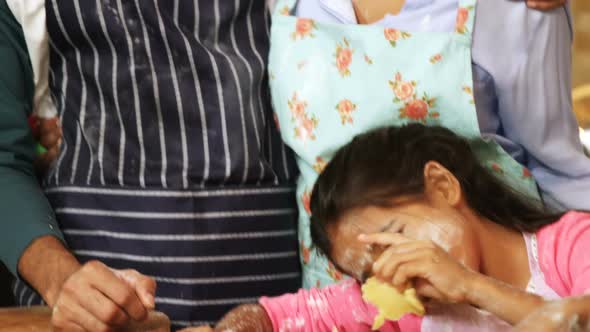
[17,235,80,306]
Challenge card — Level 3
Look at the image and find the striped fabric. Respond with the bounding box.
[45,0,296,188]
[13,0,301,330]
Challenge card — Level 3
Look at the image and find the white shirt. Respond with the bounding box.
[6,0,56,118]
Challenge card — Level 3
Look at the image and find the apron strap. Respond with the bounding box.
[274,0,478,41]
[455,0,477,39]
[273,0,297,16]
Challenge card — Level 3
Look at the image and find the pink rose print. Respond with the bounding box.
[364,54,373,65]
[491,163,504,174]
[273,112,280,130]
[297,60,308,70]
[523,167,532,179]
[291,18,316,40]
[301,240,311,265]
[430,53,443,64]
[313,156,328,173]
[463,85,475,104]
[288,93,319,142]
[280,5,290,16]
[335,99,357,125]
[301,190,311,215]
[327,261,343,281]
[297,117,319,141]
[384,28,411,47]
[403,99,429,121]
[392,72,439,122]
[390,71,416,102]
[456,7,474,34]
[335,38,353,77]
[395,82,415,101]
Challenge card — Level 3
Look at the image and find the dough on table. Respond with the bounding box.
[361,277,425,330]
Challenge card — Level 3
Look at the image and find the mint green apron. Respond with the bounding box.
[269,0,539,288]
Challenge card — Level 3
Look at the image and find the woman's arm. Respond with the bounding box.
[474,1,590,210]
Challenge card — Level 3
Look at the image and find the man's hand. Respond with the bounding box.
[51,261,156,332]
[526,0,566,11]
[18,236,156,331]
[28,116,62,173]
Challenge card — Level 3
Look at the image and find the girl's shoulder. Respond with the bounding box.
[537,211,590,239]
[536,211,590,297]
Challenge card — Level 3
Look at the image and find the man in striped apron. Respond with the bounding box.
[11,0,301,330]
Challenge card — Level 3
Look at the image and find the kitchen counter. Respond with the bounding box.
[0,307,170,332]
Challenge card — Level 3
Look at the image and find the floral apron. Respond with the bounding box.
[268,0,539,288]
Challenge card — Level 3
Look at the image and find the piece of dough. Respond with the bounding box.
[361,277,425,330]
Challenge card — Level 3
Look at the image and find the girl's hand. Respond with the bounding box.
[526,0,566,11]
[359,233,477,304]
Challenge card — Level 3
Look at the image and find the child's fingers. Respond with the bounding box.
[373,241,437,275]
[372,247,397,276]
[387,241,437,254]
[358,232,411,246]
[372,242,425,276]
[391,261,430,289]
[377,248,431,283]
[414,280,446,302]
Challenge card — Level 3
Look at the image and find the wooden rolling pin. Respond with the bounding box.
[0,306,170,332]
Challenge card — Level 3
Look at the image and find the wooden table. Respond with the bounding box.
[0,307,170,331]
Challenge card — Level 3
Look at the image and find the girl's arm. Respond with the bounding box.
[513,296,590,332]
[187,279,384,332]
[461,273,545,325]
[360,233,545,325]
[538,212,590,297]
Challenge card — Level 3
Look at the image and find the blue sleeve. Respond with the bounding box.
[472,2,590,210]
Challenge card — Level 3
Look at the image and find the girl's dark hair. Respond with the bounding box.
[310,124,564,257]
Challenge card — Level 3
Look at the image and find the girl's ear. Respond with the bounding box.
[423,161,462,207]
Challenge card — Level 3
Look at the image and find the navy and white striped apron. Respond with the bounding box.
[13,0,301,329]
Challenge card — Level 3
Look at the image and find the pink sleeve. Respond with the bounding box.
[538,211,590,297]
[259,279,402,332]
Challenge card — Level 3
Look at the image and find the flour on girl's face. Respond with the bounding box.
[340,247,374,281]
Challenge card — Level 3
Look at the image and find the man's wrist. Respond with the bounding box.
[17,235,80,306]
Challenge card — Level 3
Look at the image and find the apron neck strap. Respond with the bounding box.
[273,0,297,16]
[455,0,477,38]
[272,0,478,39]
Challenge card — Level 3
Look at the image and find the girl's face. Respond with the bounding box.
[327,199,481,282]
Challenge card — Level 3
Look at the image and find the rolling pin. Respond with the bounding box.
[0,306,170,332]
